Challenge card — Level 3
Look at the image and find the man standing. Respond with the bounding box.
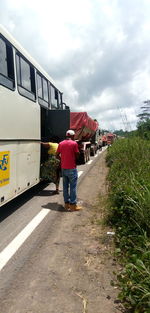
[56,130,81,211]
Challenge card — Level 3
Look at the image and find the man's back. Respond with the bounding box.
[57,139,79,169]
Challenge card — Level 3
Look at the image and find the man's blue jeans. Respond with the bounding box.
[62,169,78,204]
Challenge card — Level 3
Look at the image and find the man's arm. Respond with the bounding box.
[41,142,50,149]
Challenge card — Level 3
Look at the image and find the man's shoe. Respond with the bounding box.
[70,203,82,211]
[64,202,70,210]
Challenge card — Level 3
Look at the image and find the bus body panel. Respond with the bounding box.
[0,142,17,203]
[16,142,40,192]
[0,86,40,140]
[0,142,40,206]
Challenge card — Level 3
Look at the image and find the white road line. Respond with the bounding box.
[0,209,50,271]
[87,160,93,164]
[78,171,83,177]
[94,154,98,157]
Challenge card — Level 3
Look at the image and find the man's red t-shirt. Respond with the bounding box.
[57,139,79,169]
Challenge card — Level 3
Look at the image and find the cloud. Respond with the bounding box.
[1,0,150,130]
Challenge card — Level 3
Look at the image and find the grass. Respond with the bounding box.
[105,137,150,312]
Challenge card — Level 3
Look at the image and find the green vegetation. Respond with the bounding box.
[113,129,133,137]
[106,137,150,312]
[137,119,150,140]
[137,100,150,140]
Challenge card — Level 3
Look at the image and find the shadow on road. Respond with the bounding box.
[38,189,63,196]
[0,181,49,223]
[42,202,69,212]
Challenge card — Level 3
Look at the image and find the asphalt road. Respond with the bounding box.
[0,147,118,313]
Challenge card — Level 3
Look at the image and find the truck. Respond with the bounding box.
[102,134,108,147]
[106,133,116,146]
[70,112,100,164]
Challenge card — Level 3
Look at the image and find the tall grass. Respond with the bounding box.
[106,137,150,312]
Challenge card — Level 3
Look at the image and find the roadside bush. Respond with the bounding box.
[106,137,150,312]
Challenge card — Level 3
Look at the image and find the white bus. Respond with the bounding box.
[0,25,70,207]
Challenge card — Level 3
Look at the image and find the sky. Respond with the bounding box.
[1,0,150,131]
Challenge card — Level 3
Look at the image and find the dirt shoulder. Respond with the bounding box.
[0,150,123,313]
[74,150,123,313]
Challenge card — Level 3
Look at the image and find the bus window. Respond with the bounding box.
[21,58,31,91]
[37,73,49,108]
[0,38,7,76]
[58,92,63,108]
[55,89,59,107]
[16,54,21,85]
[0,37,15,90]
[48,81,51,108]
[37,73,42,98]
[43,78,48,103]
[16,53,36,101]
[51,85,58,109]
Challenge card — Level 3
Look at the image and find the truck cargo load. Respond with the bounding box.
[70,112,98,141]
[70,112,100,163]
